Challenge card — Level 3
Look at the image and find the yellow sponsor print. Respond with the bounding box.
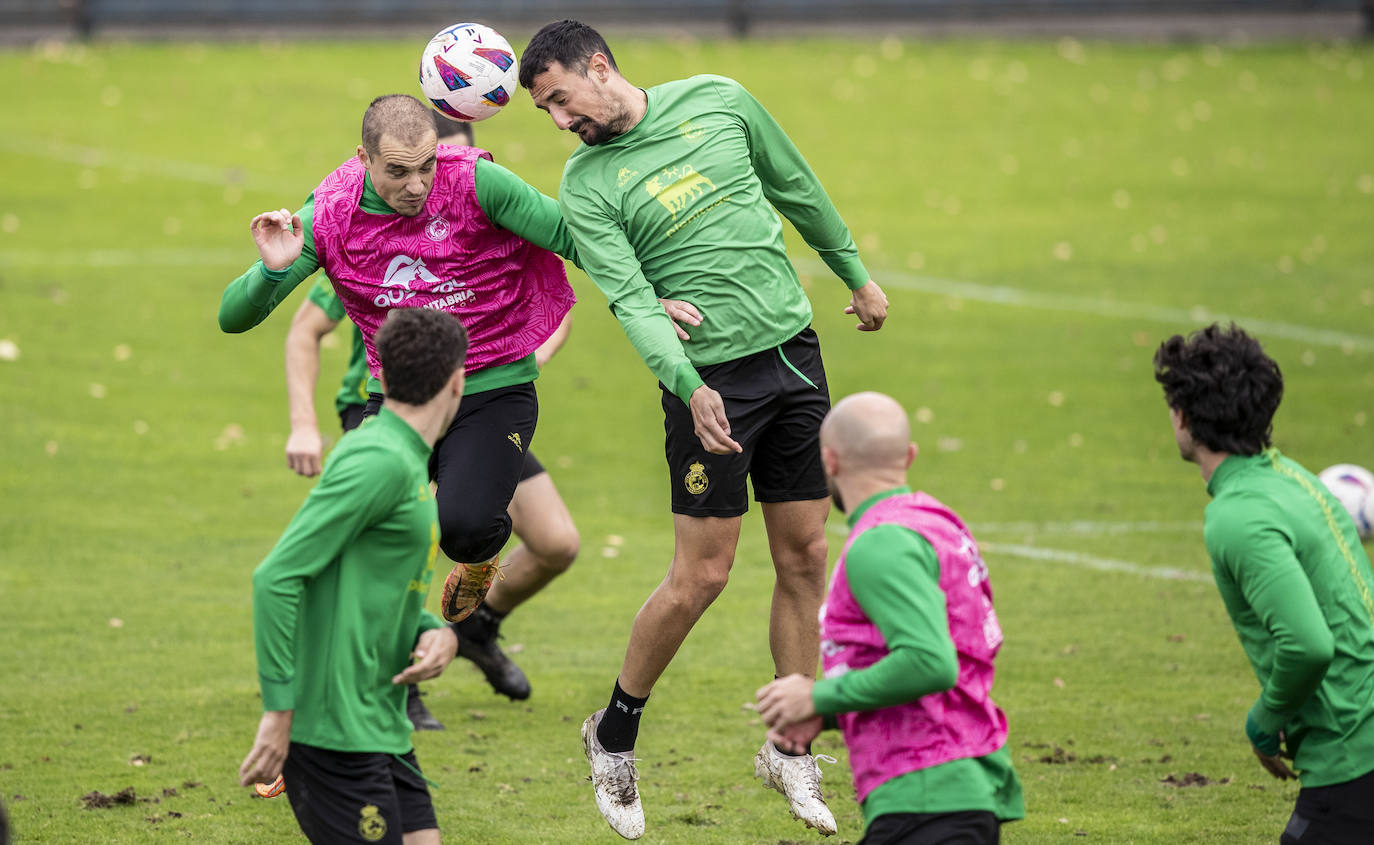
[678,119,705,143]
[358,805,387,841]
[507,431,523,451]
[410,522,439,593]
[616,166,640,188]
[645,165,716,221]
[685,461,709,495]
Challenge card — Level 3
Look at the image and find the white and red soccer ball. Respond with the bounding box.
[418,23,518,122]
[1318,464,1374,541]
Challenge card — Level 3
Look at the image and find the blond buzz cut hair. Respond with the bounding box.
[361,94,437,156]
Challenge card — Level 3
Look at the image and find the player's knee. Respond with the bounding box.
[438,510,511,564]
[675,560,732,608]
[534,528,579,574]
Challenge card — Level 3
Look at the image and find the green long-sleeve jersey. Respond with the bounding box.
[220,156,578,397]
[1205,449,1374,787]
[558,74,870,404]
[251,408,445,754]
[811,487,1025,824]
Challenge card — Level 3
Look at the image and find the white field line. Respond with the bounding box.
[0,248,249,267]
[972,520,1203,535]
[796,259,1374,353]
[826,520,1213,583]
[978,541,1213,583]
[1,135,265,191]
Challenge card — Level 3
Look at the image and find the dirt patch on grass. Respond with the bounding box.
[1160,772,1230,787]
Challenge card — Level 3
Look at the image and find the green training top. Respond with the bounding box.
[219,157,577,396]
[251,407,446,754]
[558,74,870,405]
[305,276,369,413]
[812,487,1025,824]
[1204,448,1374,787]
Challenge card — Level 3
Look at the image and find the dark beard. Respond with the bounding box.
[574,107,634,147]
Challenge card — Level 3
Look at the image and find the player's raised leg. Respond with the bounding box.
[754,497,836,836]
[583,513,741,840]
[454,457,580,700]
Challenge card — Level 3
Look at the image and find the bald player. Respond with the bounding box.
[756,393,1024,845]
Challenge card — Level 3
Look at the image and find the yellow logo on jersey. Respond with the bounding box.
[358,805,387,841]
[507,432,523,451]
[645,165,717,221]
[616,167,640,188]
[678,119,705,143]
[684,461,709,495]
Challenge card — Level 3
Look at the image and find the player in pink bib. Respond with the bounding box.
[221,94,577,638]
[757,393,1024,844]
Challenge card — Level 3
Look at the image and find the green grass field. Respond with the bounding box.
[1,29,1372,844]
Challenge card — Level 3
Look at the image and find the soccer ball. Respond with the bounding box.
[1318,464,1374,541]
[418,22,518,123]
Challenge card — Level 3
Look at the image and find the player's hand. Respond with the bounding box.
[239,710,293,787]
[658,298,703,341]
[250,209,305,272]
[1252,745,1297,780]
[688,385,742,455]
[392,625,459,685]
[845,280,888,332]
[756,674,818,728]
[768,716,823,755]
[285,427,324,477]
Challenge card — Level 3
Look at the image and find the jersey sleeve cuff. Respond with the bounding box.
[259,677,294,712]
[811,677,845,716]
[417,610,445,633]
[1245,702,1282,753]
[672,363,706,406]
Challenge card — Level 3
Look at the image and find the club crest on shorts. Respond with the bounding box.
[358,804,387,841]
[425,215,451,242]
[684,461,709,495]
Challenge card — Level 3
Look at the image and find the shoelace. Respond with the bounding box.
[787,753,837,802]
[607,754,642,804]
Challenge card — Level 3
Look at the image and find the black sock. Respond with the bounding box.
[772,674,811,757]
[453,602,506,640]
[597,679,649,753]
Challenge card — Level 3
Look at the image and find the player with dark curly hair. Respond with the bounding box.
[1154,323,1374,845]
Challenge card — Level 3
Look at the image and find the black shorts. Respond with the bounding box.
[520,449,546,482]
[662,327,830,518]
[339,403,366,434]
[282,742,437,845]
[366,384,538,563]
[1281,766,1374,845]
[859,811,1000,845]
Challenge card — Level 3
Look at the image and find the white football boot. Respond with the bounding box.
[754,740,838,836]
[582,709,645,840]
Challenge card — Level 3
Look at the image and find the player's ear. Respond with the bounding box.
[821,445,839,477]
[590,52,611,82]
[356,145,370,167]
[905,442,918,469]
[450,366,466,397]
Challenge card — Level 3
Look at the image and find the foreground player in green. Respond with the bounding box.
[521,19,889,839]
[757,392,1024,844]
[239,308,469,845]
[1154,323,1374,845]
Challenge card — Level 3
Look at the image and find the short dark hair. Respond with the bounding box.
[431,111,473,145]
[1153,323,1283,455]
[519,19,619,89]
[361,94,436,156]
[375,308,468,405]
